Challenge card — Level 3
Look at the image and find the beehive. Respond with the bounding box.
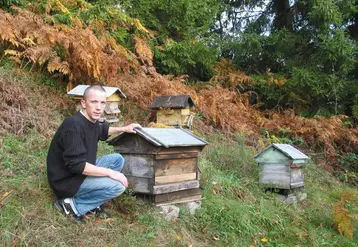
[67,85,126,123]
[254,144,309,190]
[107,128,208,205]
[151,95,195,128]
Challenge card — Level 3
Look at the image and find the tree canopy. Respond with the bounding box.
[0,0,357,119]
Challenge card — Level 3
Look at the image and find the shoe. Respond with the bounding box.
[54,198,85,224]
[88,205,112,219]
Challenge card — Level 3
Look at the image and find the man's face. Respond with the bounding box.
[80,89,107,122]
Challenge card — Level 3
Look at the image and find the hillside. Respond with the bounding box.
[1,65,358,246]
[1,5,357,169]
[1,1,358,246]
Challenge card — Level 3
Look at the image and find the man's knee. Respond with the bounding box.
[112,153,124,171]
[109,181,125,197]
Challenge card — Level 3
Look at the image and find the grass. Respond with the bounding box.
[1,65,358,246]
[1,130,358,247]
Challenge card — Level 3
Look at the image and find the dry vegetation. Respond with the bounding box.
[0,5,357,168]
[0,68,72,136]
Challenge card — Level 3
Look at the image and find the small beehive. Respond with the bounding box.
[151,95,195,128]
[254,144,309,190]
[107,127,208,205]
[67,85,126,123]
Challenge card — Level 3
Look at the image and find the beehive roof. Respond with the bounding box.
[67,85,126,98]
[108,127,208,148]
[255,143,308,160]
[151,95,194,109]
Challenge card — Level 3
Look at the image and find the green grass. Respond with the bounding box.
[1,131,358,247]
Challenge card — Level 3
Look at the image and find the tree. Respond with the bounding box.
[118,0,220,81]
[214,0,357,116]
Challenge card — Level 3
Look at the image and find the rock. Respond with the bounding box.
[159,205,180,220]
[296,192,307,201]
[276,194,297,204]
[183,201,201,215]
[285,194,298,204]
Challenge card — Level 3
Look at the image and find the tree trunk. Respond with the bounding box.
[272,0,293,31]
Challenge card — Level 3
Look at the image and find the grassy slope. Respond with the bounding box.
[1,66,358,247]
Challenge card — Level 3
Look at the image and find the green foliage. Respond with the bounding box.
[353,94,358,121]
[118,0,220,80]
[309,0,343,30]
[0,0,20,8]
[154,39,218,80]
[337,153,358,186]
[53,12,72,25]
[250,72,288,109]
[217,0,358,117]
[119,0,220,41]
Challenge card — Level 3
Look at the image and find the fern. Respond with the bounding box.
[333,190,358,239]
[210,58,253,89]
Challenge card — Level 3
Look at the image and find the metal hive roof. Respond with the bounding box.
[109,127,208,148]
[67,85,126,98]
[255,143,308,160]
[151,95,194,109]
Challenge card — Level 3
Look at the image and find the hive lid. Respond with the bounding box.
[67,85,126,98]
[108,127,208,148]
[151,95,194,109]
[255,143,308,160]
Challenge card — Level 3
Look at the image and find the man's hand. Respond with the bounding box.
[108,170,128,187]
[123,123,143,133]
[108,123,143,136]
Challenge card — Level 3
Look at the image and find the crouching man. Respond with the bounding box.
[46,85,142,223]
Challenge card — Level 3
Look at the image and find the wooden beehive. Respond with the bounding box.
[67,85,126,123]
[107,128,208,205]
[254,144,309,190]
[151,95,195,128]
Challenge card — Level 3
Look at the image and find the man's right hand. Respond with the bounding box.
[108,170,128,187]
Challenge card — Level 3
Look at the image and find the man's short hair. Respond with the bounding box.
[83,85,106,100]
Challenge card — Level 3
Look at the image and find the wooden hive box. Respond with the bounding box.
[151,95,195,129]
[254,144,309,190]
[67,85,126,123]
[107,128,208,205]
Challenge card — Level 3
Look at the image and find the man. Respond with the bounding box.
[47,85,142,223]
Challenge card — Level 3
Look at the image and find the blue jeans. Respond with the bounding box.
[72,154,126,216]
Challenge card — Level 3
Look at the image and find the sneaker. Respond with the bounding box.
[54,198,85,224]
[88,205,112,219]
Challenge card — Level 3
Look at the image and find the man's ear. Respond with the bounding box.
[80,99,86,109]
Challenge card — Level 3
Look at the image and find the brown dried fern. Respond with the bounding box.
[333,190,358,239]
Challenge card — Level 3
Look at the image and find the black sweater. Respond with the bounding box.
[46,111,109,198]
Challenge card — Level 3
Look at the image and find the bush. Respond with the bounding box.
[337,153,358,186]
[154,40,218,81]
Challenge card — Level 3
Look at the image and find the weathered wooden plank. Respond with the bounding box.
[155,152,198,160]
[153,180,199,194]
[290,167,304,188]
[127,176,153,194]
[153,188,202,203]
[155,158,197,177]
[113,135,161,154]
[259,164,291,189]
[290,163,305,168]
[155,195,202,206]
[255,148,291,164]
[157,146,203,154]
[157,109,183,126]
[122,154,154,178]
[155,173,197,184]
